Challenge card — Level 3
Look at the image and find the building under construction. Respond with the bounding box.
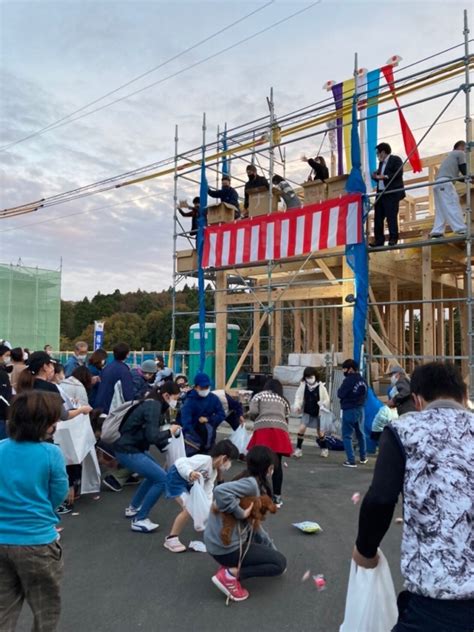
[169,13,473,399]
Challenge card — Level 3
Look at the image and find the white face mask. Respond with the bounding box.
[305,376,316,385]
[167,398,178,410]
[390,375,398,385]
[23,353,28,361]
[77,354,87,362]
[220,461,231,472]
[198,388,210,398]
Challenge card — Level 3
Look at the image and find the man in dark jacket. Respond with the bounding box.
[208,176,240,218]
[0,344,12,440]
[337,359,368,468]
[180,372,225,455]
[370,142,406,247]
[387,365,417,416]
[95,342,134,414]
[244,164,269,214]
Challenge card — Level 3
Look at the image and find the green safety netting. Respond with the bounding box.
[0,263,61,351]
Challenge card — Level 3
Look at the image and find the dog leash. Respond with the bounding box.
[225,523,253,607]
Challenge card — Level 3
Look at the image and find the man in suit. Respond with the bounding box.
[369,143,406,247]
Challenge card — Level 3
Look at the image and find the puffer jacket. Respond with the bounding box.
[180,389,225,454]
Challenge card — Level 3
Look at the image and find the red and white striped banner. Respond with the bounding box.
[202,193,362,268]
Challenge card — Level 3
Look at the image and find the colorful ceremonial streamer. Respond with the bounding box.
[381,65,422,172]
[366,69,380,184]
[342,78,355,173]
[331,83,344,175]
[221,128,229,176]
[197,154,208,373]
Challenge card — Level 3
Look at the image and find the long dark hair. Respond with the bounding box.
[263,378,290,407]
[233,445,276,496]
[16,368,35,393]
[71,366,93,391]
[8,391,62,442]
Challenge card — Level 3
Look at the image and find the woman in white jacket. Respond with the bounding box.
[293,367,331,458]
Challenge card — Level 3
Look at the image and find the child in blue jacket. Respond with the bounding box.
[337,359,368,468]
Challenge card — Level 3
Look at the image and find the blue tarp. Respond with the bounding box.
[197,157,208,373]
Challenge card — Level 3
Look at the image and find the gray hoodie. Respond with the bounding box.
[203,476,274,556]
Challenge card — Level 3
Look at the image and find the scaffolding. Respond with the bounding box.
[170,11,473,398]
[0,262,61,351]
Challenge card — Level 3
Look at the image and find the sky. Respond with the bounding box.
[0,0,469,301]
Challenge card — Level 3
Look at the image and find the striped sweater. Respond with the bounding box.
[248,390,290,431]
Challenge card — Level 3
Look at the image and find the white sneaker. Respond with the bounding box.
[124,505,141,518]
[293,448,303,458]
[131,518,159,533]
[320,448,329,458]
[163,536,186,553]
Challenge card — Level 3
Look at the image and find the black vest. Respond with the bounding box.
[303,384,320,416]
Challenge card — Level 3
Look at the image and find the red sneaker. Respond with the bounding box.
[211,567,249,602]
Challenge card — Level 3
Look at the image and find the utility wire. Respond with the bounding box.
[0,1,274,153]
[0,1,320,152]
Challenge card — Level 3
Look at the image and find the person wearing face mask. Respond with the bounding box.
[204,445,287,603]
[0,344,13,440]
[180,373,226,456]
[208,175,240,218]
[353,362,473,632]
[369,142,405,247]
[337,359,368,468]
[163,439,239,553]
[114,382,181,533]
[131,359,157,399]
[387,365,417,416]
[243,164,269,215]
[64,341,88,378]
[293,367,331,458]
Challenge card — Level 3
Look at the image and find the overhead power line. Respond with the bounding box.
[0,0,321,152]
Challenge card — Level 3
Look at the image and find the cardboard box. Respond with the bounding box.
[177,249,198,273]
[207,202,237,225]
[302,180,328,205]
[248,187,279,217]
[326,174,349,200]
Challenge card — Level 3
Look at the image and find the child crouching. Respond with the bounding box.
[164,439,239,552]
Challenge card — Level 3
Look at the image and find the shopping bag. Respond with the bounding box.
[229,425,251,455]
[166,432,186,469]
[183,477,211,532]
[319,408,336,434]
[80,449,101,495]
[339,549,398,632]
[110,380,125,413]
[54,414,96,465]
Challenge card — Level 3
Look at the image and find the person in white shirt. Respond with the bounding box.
[164,439,239,553]
[430,140,468,238]
[292,367,331,458]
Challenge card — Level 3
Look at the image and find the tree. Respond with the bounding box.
[103,313,145,349]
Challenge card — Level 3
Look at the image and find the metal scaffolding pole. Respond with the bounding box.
[170,124,179,367]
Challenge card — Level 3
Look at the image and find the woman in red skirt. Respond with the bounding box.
[247,378,293,507]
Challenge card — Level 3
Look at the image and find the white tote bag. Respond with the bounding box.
[339,549,398,632]
[229,425,251,455]
[80,448,101,495]
[319,408,337,434]
[184,477,211,532]
[166,432,186,469]
[54,414,96,465]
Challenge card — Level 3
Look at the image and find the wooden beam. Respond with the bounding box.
[294,301,302,353]
[368,324,395,358]
[314,258,339,283]
[369,286,389,340]
[225,313,268,390]
[313,302,320,352]
[214,271,227,389]
[389,279,398,353]
[341,258,354,357]
[226,284,342,305]
[253,305,261,372]
[422,246,434,359]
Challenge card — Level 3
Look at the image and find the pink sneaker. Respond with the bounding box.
[211,567,249,602]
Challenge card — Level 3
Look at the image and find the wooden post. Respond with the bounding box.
[321,306,327,352]
[253,305,261,372]
[449,305,455,361]
[389,279,398,356]
[225,313,268,390]
[409,306,415,373]
[460,302,469,379]
[214,271,228,389]
[274,302,282,366]
[422,246,434,360]
[294,301,302,353]
[303,304,311,352]
[332,307,339,352]
[342,258,354,358]
[313,302,320,353]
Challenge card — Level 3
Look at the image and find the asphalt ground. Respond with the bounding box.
[17,442,403,632]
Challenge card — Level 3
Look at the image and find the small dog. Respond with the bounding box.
[219,495,277,546]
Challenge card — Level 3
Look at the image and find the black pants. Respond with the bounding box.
[393,591,474,632]
[272,454,283,496]
[212,544,286,580]
[374,195,400,243]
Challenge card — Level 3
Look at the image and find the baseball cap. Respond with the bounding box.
[28,351,56,375]
[194,372,211,388]
[387,365,405,375]
[141,360,158,373]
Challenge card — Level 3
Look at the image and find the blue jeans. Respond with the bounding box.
[115,451,167,521]
[393,591,474,632]
[341,407,366,464]
[0,420,6,440]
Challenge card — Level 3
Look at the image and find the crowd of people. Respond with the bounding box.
[0,338,472,630]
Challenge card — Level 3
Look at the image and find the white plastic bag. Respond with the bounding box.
[319,408,336,434]
[229,425,251,455]
[54,414,96,465]
[166,432,186,469]
[339,549,398,632]
[184,477,211,532]
[80,449,101,495]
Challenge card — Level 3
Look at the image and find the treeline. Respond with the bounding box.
[60,286,214,351]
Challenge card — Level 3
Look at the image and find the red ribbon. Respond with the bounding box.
[381,65,422,173]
